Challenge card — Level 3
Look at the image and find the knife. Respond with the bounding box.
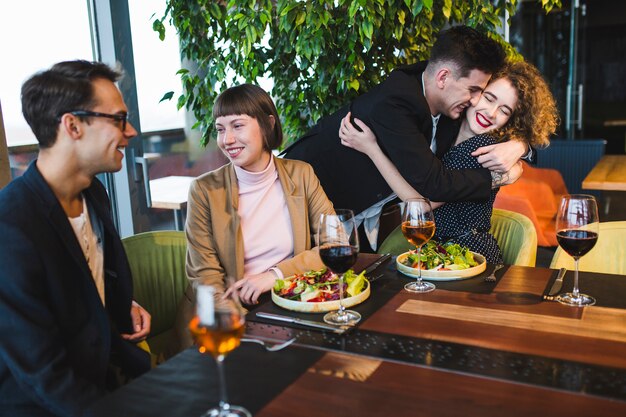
[548,268,567,296]
[255,312,349,334]
[362,253,392,276]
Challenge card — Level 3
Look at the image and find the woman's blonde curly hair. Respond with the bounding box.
[492,60,559,148]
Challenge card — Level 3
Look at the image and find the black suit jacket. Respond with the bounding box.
[0,163,149,417]
[283,61,492,213]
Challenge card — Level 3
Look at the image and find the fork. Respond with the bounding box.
[485,264,504,282]
[241,337,296,352]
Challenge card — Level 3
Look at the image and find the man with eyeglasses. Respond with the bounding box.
[0,60,151,416]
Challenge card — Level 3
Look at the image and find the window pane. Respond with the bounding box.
[0,0,93,148]
[128,1,185,132]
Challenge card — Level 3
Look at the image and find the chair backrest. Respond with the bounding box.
[376,224,412,256]
[500,177,558,220]
[489,208,538,267]
[550,221,626,275]
[494,192,555,247]
[521,161,568,197]
[122,231,187,360]
[378,208,538,267]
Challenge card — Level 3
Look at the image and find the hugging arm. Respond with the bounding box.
[339,113,444,208]
[471,140,528,173]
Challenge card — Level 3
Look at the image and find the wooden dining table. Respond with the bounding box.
[582,155,626,192]
[148,175,195,230]
[582,154,626,215]
[89,257,626,417]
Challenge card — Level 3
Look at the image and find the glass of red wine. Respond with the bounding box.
[318,209,360,326]
[555,194,599,307]
[401,198,436,293]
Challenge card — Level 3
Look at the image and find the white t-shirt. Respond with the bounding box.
[68,196,105,305]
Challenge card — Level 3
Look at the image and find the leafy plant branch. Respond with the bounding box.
[154,0,561,147]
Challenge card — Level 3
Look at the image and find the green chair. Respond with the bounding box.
[122,231,188,362]
[550,221,626,275]
[489,208,537,267]
[376,225,412,257]
[377,208,537,267]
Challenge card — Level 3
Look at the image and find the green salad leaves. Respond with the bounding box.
[273,268,367,302]
[402,241,479,271]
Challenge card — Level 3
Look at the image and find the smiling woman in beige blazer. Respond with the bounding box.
[184,84,334,308]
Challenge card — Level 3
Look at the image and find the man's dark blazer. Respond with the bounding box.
[283,61,492,214]
[0,162,149,417]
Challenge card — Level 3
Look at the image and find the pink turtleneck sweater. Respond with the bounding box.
[234,157,294,278]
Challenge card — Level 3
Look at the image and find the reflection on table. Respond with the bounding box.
[89,258,626,416]
[149,175,194,230]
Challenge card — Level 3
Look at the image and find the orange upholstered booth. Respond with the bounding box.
[493,163,568,247]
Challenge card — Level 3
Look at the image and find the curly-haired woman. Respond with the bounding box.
[339,61,559,263]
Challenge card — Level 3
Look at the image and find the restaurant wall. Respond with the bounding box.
[511,0,626,153]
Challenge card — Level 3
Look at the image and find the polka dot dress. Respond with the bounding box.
[433,134,503,264]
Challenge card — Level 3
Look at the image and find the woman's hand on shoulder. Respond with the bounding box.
[339,112,379,156]
[224,271,277,305]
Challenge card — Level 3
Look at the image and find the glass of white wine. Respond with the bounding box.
[401,198,436,293]
[189,283,250,417]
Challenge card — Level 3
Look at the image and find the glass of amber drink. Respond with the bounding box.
[189,284,250,417]
[401,198,436,293]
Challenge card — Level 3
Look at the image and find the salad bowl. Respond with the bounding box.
[396,251,487,281]
[271,269,370,313]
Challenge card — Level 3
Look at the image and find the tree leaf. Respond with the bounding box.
[159,91,174,103]
[295,11,306,27]
[443,0,452,19]
[152,19,165,41]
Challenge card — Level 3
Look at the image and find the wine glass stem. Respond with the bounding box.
[573,257,580,298]
[338,274,345,315]
[416,246,423,285]
[215,354,230,413]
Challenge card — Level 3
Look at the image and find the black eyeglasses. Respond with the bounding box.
[60,110,129,132]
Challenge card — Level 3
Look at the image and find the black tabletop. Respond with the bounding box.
[88,263,626,416]
[88,344,325,417]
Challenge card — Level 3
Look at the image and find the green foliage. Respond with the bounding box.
[154,0,561,147]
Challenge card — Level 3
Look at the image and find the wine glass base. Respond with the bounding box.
[556,292,596,307]
[323,309,361,326]
[202,405,251,417]
[404,281,436,293]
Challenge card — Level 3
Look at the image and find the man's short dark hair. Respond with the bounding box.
[429,25,505,78]
[21,60,121,148]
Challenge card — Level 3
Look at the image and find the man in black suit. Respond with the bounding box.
[283,26,528,251]
[0,61,151,416]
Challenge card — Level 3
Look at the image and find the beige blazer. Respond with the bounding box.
[185,156,334,292]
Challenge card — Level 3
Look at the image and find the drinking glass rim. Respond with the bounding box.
[561,194,597,200]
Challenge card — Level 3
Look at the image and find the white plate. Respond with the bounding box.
[396,251,487,281]
[271,280,370,313]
